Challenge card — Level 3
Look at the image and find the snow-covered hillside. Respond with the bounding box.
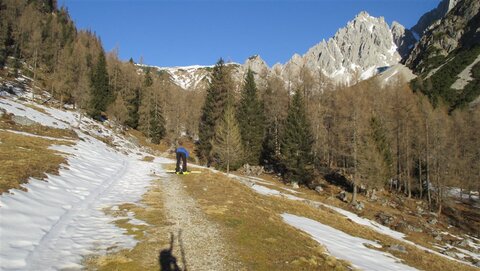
[0,92,174,270]
[1,84,478,270]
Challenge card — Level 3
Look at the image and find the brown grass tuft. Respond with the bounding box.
[0,130,72,194]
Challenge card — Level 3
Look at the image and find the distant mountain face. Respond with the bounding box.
[144,1,477,94]
[406,0,480,73]
[410,0,459,38]
[280,11,401,85]
[139,57,267,92]
[146,11,410,90]
[407,0,480,110]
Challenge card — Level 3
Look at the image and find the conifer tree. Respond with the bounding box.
[125,87,140,128]
[197,58,231,164]
[237,69,265,165]
[88,50,111,119]
[212,105,244,173]
[149,97,166,144]
[280,90,315,185]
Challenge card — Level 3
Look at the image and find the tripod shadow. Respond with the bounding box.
[159,231,187,271]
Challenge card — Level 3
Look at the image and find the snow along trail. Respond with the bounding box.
[282,214,418,271]
[0,132,160,270]
[155,164,238,271]
[233,175,478,267]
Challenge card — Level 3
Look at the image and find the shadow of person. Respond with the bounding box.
[159,232,181,271]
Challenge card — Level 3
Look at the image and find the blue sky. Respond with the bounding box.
[62,0,440,67]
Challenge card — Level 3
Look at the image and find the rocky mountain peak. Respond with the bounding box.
[244,55,269,76]
[391,21,417,59]
[281,11,400,84]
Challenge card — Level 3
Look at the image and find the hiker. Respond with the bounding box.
[175,140,189,174]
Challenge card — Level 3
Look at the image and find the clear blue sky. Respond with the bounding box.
[62,0,440,67]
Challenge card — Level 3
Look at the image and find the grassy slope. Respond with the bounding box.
[0,112,77,194]
[87,166,477,271]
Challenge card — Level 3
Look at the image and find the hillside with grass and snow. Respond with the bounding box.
[1,75,479,270]
[1,0,480,270]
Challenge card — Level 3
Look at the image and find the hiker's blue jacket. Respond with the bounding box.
[176,147,189,158]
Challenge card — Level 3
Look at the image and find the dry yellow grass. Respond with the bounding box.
[0,130,73,194]
[0,112,78,139]
[23,103,49,115]
[141,155,155,162]
[127,129,171,155]
[183,171,477,271]
[180,170,352,271]
[84,180,171,271]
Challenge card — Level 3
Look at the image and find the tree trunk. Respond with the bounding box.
[351,183,357,204]
[426,120,431,206]
[351,107,358,205]
[419,158,423,199]
[32,48,38,101]
[437,178,442,215]
[406,127,411,198]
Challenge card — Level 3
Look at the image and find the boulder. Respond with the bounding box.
[315,186,323,194]
[376,212,395,226]
[240,164,264,176]
[353,201,365,211]
[388,244,407,253]
[428,218,438,225]
[408,225,424,233]
[12,115,36,126]
[338,191,349,203]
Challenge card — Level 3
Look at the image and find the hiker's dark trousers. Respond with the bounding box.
[176,152,187,172]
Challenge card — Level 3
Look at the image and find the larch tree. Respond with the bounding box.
[237,69,265,165]
[212,104,244,173]
[261,75,289,170]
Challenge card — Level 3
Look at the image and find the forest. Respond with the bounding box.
[1,0,479,215]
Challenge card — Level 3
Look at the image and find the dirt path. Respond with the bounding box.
[157,170,237,271]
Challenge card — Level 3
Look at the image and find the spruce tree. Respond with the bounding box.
[197,58,231,164]
[149,97,166,144]
[280,90,315,185]
[125,87,140,129]
[212,105,244,173]
[261,122,282,171]
[88,50,111,120]
[237,69,265,165]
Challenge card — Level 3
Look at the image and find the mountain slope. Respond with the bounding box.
[406,0,480,73]
[407,0,480,110]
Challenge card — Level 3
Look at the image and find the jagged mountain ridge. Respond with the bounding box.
[145,0,475,92]
[279,11,401,85]
[144,11,412,90]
